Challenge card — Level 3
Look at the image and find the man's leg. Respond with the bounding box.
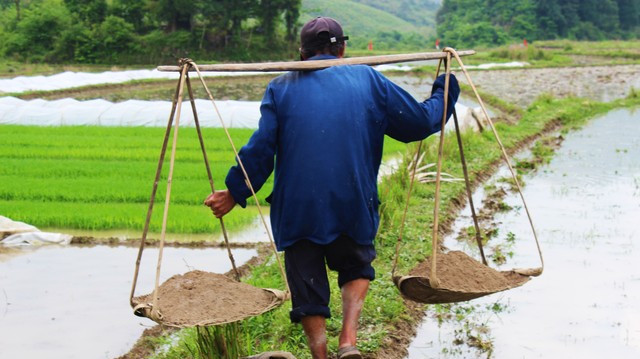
[338,278,370,349]
[301,315,328,359]
[325,236,376,353]
[284,239,332,359]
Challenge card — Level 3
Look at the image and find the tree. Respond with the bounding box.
[63,0,107,24]
[4,0,71,60]
[110,0,146,32]
[594,0,620,34]
[283,0,300,43]
[148,0,201,32]
[616,0,640,30]
[554,0,579,37]
[535,0,565,39]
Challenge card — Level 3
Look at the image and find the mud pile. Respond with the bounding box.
[133,270,282,327]
[409,251,528,293]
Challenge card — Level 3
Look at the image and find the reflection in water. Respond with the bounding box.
[43,208,272,244]
[408,108,640,358]
[0,245,255,359]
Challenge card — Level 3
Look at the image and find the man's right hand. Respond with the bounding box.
[203,190,236,218]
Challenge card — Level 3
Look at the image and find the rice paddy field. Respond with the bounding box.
[0,125,408,236]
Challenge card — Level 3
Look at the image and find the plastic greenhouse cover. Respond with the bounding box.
[0,69,273,94]
[0,97,262,128]
[0,96,482,131]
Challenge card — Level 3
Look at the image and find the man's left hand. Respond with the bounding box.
[203,190,236,218]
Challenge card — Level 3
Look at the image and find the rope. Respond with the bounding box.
[447,48,544,275]
[129,65,182,306]
[391,58,444,278]
[428,52,453,289]
[452,108,488,265]
[184,74,240,281]
[150,63,190,316]
[187,60,290,294]
[391,140,423,278]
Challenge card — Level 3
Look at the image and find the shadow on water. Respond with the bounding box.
[0,244,256,359]
[407,108,640,358]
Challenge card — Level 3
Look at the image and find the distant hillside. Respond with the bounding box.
[301,0,438,50]
[352,0,440,27]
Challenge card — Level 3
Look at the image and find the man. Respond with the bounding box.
[205,17,459,359]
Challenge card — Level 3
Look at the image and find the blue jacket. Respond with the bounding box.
[226,54,459,250]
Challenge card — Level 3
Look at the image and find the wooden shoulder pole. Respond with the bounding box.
[157,50,475,73]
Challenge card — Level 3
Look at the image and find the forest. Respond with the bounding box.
[0,0,302,63]
[0,0,638,64]
[437,0,640,47]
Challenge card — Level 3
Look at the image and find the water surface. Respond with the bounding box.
[0,244,255,358]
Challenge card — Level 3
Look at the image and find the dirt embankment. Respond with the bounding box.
[462,64,640,107]
[17,74,276,102]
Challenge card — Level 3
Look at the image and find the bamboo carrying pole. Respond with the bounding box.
[156,50,475,72]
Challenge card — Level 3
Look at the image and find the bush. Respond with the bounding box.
[139,30,195,63]
[51,22,96,62]
[569,22,605,41]
[95,15,138,63]
[441,21,510,48]
[3,0,71,61]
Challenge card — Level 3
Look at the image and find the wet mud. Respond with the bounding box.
[461,64,640,108]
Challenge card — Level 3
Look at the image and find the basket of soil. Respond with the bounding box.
[129,60,290,328]
[391,48,544,305]
[132,271,286,328]
[393,251,530,304]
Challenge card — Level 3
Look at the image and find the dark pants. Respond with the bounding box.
[284,236,376,323]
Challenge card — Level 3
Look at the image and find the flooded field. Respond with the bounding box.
[407,108,640,358]
[0,244,256,359]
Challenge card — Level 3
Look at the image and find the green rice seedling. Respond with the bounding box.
[0,125,408,235]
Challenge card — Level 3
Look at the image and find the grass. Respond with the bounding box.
[474,40,640,67]
[535,39,640,60]
[406,40,640,72]
[0,125,408,235]
[152,91,640,358]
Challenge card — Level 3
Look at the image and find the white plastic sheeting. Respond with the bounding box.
[462,61,530,70]
[0,215,39,237]
[0,96,262,128]
[374,64,414,72]
[0,65,407,94]
[1,232,73,246]
[0,215,72,246]
[0,69,273,94]
[0,62,531,95]
[0,96,483,130]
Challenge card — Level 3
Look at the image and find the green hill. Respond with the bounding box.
[352,0,440,27]
[301,0,437,50]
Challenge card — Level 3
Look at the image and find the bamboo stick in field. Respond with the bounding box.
[156,50,475,72]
